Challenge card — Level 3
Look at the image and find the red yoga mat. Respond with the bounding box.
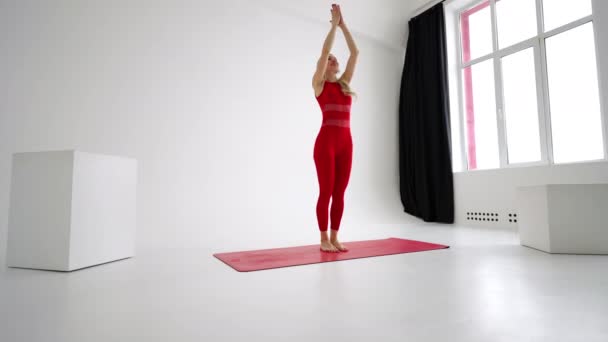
[213,237,449,272]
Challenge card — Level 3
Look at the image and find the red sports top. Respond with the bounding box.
[316,81,352,125]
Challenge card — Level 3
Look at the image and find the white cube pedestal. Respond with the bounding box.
[517,184,608,254]
[7,150,137,271]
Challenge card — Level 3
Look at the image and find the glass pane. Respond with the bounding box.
[543,0,592,32]
[501,48,542,164]
[461,1,493,63]
[546,23,604,163]
[463,60,500,170]
[496,0,537,48]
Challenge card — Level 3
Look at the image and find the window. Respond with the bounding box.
[453,0,605,171]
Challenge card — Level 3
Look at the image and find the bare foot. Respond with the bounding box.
[320,240,339,253]
[331,240,348,252]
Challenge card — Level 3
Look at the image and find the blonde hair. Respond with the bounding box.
[337,78,357,98]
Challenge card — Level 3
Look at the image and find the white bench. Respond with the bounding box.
[517,184,608,254]
[7,150,137,271]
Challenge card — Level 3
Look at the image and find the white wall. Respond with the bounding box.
[453,162,608,227]
[0,0,418,261]
[442,0,608,228]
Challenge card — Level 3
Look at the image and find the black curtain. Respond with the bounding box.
[398,3,454,223]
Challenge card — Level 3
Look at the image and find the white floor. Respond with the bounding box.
[1,224,607,342]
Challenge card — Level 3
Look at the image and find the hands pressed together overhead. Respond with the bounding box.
[330,3,346,28]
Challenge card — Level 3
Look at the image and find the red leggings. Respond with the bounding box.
[313,126,353,232]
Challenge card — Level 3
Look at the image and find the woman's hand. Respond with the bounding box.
[330,4,341,27]
[336,4,346,28]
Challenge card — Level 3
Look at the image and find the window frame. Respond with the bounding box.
[450,0,608,172]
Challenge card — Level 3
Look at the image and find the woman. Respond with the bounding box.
[313,4,359,253]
